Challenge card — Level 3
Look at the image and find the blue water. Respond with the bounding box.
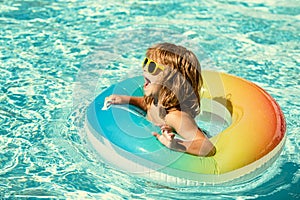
[0,0,299,199]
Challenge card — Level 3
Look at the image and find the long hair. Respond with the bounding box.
[144,43,203,118]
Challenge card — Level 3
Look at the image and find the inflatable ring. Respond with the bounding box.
[85,70,286,185]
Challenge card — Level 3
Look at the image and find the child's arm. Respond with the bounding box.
[106,95,147,111]
[153,111,216,157]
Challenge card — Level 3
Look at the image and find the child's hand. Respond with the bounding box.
[153,124,186,152]
[152,131,175,148]
[152,124,176,148]
[153,130,187,152]
[105,95,129,105]
[159,124,174,134]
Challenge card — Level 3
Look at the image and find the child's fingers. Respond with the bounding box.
[162,131,175,140]
[155,124,173,132]
[153,131,169,140]
[152,132,161,140]
[161,125,173,132]
[106,95,119,104]
[152,132,159,136]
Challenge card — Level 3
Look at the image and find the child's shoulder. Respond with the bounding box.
[165,110,194,124]
[165,110,199,134]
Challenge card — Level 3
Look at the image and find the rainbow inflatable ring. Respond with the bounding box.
[85,70,286,185]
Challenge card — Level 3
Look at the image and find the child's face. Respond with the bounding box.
[142,58,164,99]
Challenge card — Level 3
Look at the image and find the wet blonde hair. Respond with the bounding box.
[145,43,203,118]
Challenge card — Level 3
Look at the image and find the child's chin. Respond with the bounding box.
[143,91,150,97]
[143,89,153,98]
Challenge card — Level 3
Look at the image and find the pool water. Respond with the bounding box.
[0,0,299,199]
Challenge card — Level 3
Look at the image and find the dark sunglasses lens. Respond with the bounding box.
[143,58,148,68]
[148,62,156,73]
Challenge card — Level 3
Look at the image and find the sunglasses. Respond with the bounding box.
[142,57,165,75]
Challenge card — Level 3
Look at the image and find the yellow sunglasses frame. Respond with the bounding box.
[142,57,165,74]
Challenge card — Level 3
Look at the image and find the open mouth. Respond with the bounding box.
[144,77,151,88]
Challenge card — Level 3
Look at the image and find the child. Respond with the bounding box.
[106,43,216,157]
